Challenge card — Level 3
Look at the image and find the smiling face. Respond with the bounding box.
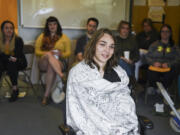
[48,21,58,34]
[2,22,14,38]
[93,33,115,68]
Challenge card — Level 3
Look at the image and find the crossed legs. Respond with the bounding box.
[38,52,64,104]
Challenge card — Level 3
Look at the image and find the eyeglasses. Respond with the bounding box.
[161,30,170,33]
[121,26,130,30]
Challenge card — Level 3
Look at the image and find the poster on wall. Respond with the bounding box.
[148,0,165,6]
[134,0,146,6]
[148,6,165,22]
[167,0,180,6]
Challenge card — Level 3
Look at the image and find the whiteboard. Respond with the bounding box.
[20,0,129,29]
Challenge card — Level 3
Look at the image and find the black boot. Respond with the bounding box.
[9,89,19,102]
[138,115,153,130]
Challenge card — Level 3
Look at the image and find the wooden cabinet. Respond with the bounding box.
[0,0,18,30]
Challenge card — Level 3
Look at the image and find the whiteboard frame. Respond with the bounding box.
[20,0,129,30]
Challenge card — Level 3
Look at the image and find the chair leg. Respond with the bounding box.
[22,71,38,97]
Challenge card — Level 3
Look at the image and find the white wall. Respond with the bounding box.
[18,27,85,44]
[17,0,130,43]
[17,0,130,83]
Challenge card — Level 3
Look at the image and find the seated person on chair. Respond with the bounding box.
[116,20,139,86]
[0,20,27,102]
[65,28,139,135]
[146,24,180,91]
[74,17,99,64]
[35,16,71,105]
[135,18,158,80]
[136,18,158,51]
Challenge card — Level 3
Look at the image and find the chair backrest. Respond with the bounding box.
[67,40,77,69]
[23,44,35,54]
[23,45,35,69]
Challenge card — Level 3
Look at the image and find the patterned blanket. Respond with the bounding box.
[66,61,139,135]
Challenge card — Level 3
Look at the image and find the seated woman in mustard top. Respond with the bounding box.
[35,16,71,105]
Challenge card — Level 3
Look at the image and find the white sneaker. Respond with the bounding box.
[51,79,65,104]
[4,91,11,98]
[51,89,65,104]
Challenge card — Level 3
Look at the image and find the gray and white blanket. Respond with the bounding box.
[66,61,139,135]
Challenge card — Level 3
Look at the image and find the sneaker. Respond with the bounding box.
[138,115,153,129]
[4,91,11,98]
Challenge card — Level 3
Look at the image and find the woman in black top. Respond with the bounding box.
[0,20,27,102]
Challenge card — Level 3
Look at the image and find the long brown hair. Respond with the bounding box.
[41,16,62,51]
[44,16,62,37]
[84,28,118,71]
[41,35,59,51]
[1,20,15,43]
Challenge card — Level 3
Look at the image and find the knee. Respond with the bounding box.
[46,52,53,58]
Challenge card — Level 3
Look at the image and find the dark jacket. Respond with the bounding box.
[116,35,140,63]
[146,40,180,67]
[136,30,158,50]
[0,36,27,70]
[75,34,90,55]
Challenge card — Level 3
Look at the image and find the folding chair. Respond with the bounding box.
[18,44,37,97]
[0,45,36,98]
[0,72,11,89]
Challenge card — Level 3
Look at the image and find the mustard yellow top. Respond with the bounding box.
[35,33,71,58]
[4,43,10,55]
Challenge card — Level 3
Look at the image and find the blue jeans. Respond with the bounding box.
[118,59,135,77]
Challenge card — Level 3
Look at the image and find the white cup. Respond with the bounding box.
[52,49,59,59]
[124,51,130,60]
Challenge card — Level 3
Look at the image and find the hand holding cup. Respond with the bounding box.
[52,49,60,59]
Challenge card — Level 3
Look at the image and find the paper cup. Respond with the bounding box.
[52,49,59,59]
[124,51,130,60]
